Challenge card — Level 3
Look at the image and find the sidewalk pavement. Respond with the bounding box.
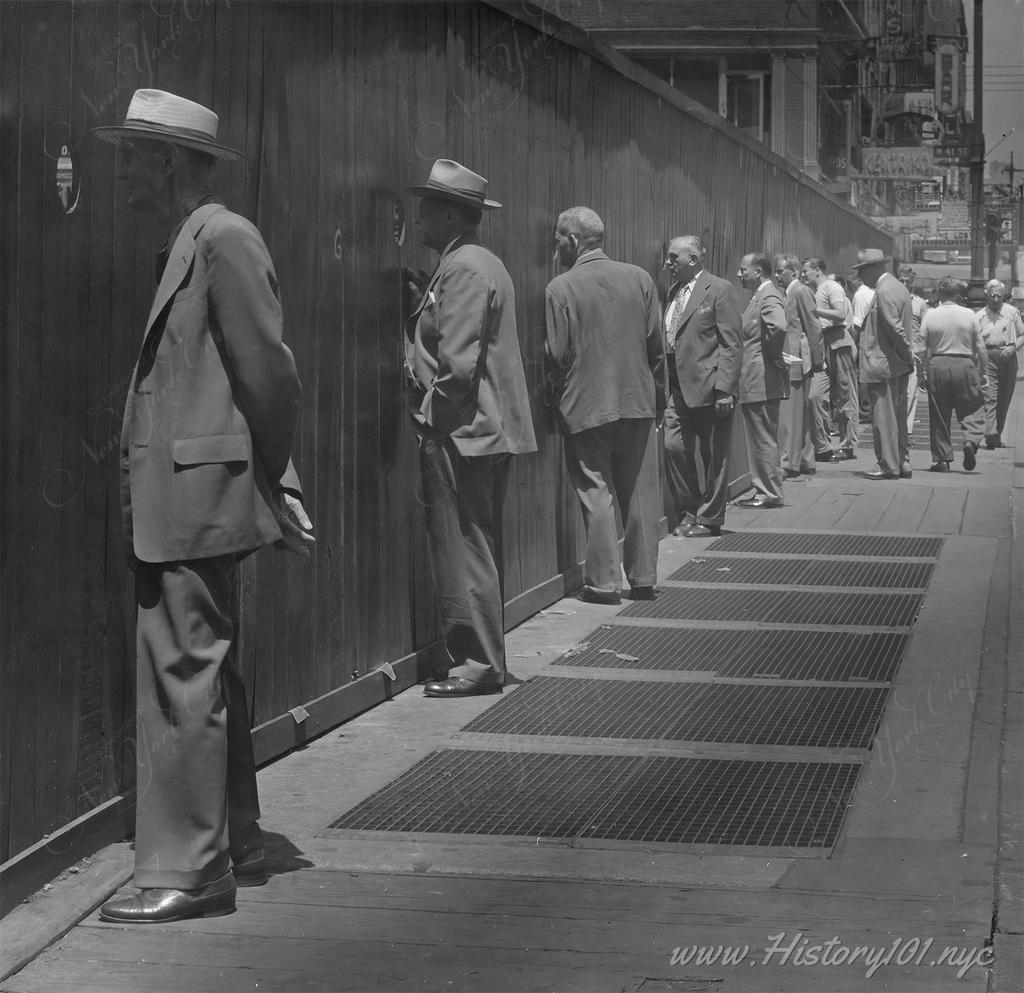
[2,385,1022,993]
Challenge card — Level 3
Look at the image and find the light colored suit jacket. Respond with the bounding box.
[667,270,743,409]
[783,279,825,383]
[120,203,302,564]
[859,272,914,383]
[739,280,789,403]
[407,236,536,456]
[544,249,665,435]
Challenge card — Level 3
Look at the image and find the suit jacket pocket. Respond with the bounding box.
[173,434,250,469]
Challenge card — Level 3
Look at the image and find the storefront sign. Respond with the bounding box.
[860,146,935,179]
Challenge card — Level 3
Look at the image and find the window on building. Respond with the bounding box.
[723,72,765,141]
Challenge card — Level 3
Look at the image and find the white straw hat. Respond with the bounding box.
[94,89,241,160]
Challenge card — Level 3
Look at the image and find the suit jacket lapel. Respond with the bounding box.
[677,272,710,329]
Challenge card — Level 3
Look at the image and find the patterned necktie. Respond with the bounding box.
[667,284,691,348]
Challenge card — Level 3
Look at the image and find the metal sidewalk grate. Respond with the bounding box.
[462,677,890,748]
[667,557,934,589]
[551,626,907,682]
[328,749,862,849]
[619,588,923,627]
[705,532,944,558]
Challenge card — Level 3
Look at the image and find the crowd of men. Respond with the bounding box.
[93,87,1022,924]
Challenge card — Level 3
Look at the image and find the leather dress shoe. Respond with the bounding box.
[233,849,268,887]
[783,468,802,479]
[681,523,721,538]
[798,466,817,475]
[984,436,1002,450]
[837,448,857,461]
[576,585,621,605]
[671,513,698,535]
[928,461,950,472]
[962,441,977,471]
[861,469,900,480]
[629,585,657,601]
[736,496,781,509]
[99,871,236,923]
[423,676,503,697]
[900,466,913,479]
[815,451,839,463]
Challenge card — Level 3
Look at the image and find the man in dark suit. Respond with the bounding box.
[662,235,743,537]
[94,90,313,923]
[774,253,825,477]
[736,252,789,508]
[854,249,915,479]
[404,160,536,697]
[545,207,665,604]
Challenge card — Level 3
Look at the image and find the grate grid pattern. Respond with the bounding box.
[705,532,944,557]
[328,749,862,848]
[552,626,907,681]
[620,588,923,627]
[463,677,889,748]
[667,557,934,589]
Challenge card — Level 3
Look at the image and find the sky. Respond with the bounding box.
[964,0,1024,175]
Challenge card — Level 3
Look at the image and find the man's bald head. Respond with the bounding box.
[554,206,605,268]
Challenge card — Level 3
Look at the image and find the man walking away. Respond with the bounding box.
[921,278,987,472]
[545,207,665,604]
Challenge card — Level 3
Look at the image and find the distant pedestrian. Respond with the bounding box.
[404,159,537,697]
[921,278,987,472]
[802,257,859,461]
[899,268,930,437]
[661,235,743,538]
[545,207,665,603]
[854,249,914,480]
[774,253,824,478]
[94,89,314,923]
[736,252,788,507]
[966,279,1024,449]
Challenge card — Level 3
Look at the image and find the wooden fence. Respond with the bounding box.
[0,0,891,899]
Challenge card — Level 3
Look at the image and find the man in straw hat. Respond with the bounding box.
[94,89,314,922]
[403,159,536,697]
[852,248,915,480]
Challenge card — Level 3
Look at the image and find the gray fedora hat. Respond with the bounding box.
[852,248,892,269]
[407,159,501,210]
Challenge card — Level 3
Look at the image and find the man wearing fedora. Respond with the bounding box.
[404,159,536,697]
[544,207,665,604]
[853,248,914,480]
[94,89,314,922]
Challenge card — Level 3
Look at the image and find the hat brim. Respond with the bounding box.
[852,256,891,269]
[406,184,501,210]
[94,123,241,161]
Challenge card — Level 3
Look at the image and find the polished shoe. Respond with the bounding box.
[671,513,697,535]
[962,441,977,471]
[783,468,802,479]
[233,849,269,887]
[928,461,950,472]
[900,466,913,479]
[815,451,839,463]
[736,496,781,509]
[629,585,658,601]
[984,436,1002,450]
[576,585,622,605]
[681,523,721,538]
[861,469,900,480]
[798,466,817,475]
[99,872,236,923]
[423,676,503,697]
[837,448,857,461]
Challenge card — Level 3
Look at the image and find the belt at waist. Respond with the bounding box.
[931,353,973,359]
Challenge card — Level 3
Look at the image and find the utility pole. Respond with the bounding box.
[967,0,986,306]
[1005,152,1020,287]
